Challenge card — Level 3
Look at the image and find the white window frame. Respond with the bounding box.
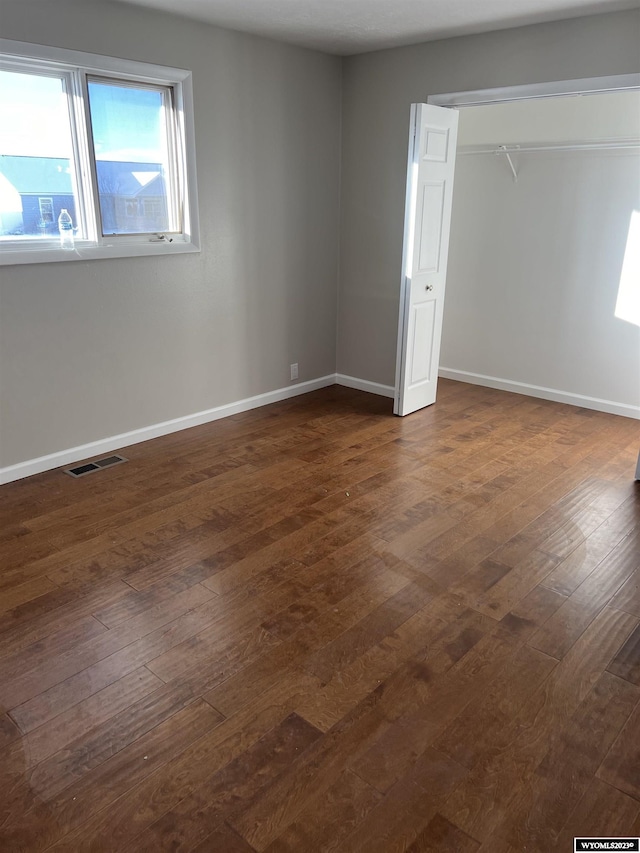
[0,39,200,266]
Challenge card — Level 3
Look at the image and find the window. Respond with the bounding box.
[87,78,176,236]
[0,39,199,265]
[38,198,55,225]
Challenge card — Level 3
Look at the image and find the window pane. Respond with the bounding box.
[88,79,175,236]
[0,70,77,240]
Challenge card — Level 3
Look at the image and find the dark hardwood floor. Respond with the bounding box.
[1,380,639,852]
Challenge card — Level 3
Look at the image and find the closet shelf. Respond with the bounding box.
[457,138,640,182]
[458,138,640,155]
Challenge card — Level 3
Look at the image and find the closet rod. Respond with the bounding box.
[460,139,640,155]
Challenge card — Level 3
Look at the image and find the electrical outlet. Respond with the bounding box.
[290,363,299,381]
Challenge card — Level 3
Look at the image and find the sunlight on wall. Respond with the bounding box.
[615,210,640,327]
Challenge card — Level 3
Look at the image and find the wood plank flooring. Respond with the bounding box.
[1,380,639,852]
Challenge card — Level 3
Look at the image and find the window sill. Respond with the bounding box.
[0,238,200,266]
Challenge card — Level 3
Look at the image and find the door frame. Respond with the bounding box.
[426,73,640,108]
[393,73,640,411]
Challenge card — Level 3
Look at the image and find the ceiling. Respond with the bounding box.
[113,0,639,55]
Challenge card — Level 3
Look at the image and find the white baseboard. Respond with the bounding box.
[13,367,630,485]
[439,367,640,420]
[335,373,395,399]
[0,375,336,485]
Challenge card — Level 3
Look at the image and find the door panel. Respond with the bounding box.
[394,104,459,416]
[417,181,445,273]
[409,300,436,385]
[423,127,450,161]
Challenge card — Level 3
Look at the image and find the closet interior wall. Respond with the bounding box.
[439,90,640,416]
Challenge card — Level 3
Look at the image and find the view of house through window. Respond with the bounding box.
[0,69,78,240]
[87,78,176,236]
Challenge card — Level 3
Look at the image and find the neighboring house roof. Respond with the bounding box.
[96,160,164,198]
[0,156,164,197]
[0,155,74,195]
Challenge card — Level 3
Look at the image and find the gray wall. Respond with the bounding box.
[337,9,640,388]
[0,0,342,468]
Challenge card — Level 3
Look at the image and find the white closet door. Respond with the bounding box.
[394,103,459,416]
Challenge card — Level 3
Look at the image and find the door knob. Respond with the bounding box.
[425,284,434,291]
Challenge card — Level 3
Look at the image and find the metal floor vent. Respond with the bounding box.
[65,454,128,478]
